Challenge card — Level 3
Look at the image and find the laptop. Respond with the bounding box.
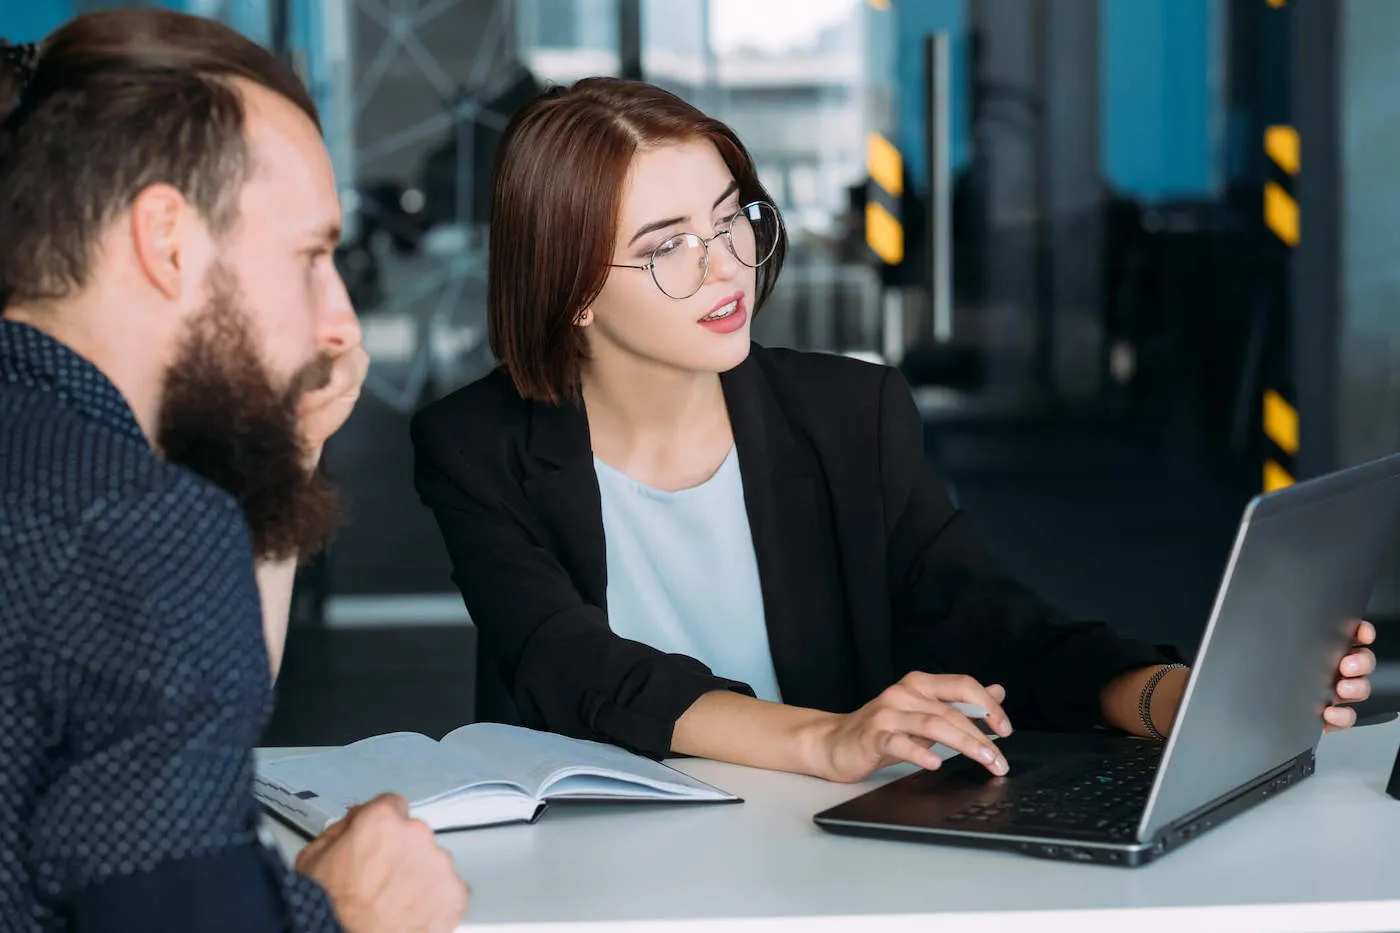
[814,451,1400,866]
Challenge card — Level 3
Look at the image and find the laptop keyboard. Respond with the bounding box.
[943,741,1163,840]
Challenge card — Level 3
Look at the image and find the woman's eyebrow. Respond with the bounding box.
[626,181,742,247]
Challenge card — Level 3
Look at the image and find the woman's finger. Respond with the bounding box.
[886,709,1008,775]
[1340,647,1376,678]
[881,732,945,772]
[1323,705,1357,729]
[931,702,1004,750]
[1333,677,1372,703]
[898,672,1014,737]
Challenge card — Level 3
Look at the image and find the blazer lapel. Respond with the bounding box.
[517,357,858,713]
[520,397,608,608]
[723,355,858,712]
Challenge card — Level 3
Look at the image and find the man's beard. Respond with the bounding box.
[157,266,342,563]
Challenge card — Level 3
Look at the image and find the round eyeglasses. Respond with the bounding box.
[609,201,783,300]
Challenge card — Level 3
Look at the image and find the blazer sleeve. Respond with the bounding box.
[878,368,1170,731]
[410,409,754,759]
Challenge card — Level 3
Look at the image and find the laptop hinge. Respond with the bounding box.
[1144,749,1315,843]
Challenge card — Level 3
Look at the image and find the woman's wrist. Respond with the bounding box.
[1101,664,1191,736]
[794,710,842,780]
[673,690,839,778]
[1145,665,1190,738]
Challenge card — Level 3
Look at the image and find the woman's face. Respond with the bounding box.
[584,139,760,377]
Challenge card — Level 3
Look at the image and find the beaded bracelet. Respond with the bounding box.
[1139,663,1186,740]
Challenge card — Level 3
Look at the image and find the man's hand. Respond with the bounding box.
[295,793,468,933]
[298,344,369,469]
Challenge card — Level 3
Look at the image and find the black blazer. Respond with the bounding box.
[411,344,1169,759]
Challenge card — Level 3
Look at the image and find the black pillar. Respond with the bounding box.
[619,0,642,81]
[1291,0,1341,480]
[270,0,291,64]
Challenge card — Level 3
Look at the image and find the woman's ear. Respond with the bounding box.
[573,308,593,327]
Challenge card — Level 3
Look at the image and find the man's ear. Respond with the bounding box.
[128,184,192,301]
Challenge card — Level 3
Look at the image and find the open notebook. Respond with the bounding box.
[255,722,738,836]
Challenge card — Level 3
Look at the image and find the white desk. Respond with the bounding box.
[261,720,1400,932]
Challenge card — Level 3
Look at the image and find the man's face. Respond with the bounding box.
[157,264,340,562]
[217,79,359,400]
[156,81,360,562]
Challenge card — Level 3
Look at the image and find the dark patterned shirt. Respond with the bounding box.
[0,319,341,932]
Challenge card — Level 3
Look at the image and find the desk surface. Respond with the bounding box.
[261,721,1400,932]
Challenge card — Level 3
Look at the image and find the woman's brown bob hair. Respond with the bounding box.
[488,77,787,404]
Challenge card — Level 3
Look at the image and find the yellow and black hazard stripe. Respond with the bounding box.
[1263,388,1298,491]
[1263,124,1299,247]
[866,131,903,265]
[1262,114,1299,491]
[864,0,901,266]
[1259,0,1297,493]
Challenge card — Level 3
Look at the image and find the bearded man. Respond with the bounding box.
[0,10,466,933]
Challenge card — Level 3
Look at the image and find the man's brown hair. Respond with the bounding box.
[488,77,787,404]
[0,8,320,310]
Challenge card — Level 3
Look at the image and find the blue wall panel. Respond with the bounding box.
[896,0,1220,203]
[1101,0,1219,201]
[895,0,969,193]
[0,0,74,42]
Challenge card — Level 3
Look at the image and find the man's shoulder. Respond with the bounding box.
[45,478,263,708]
[1,383,242,530]
[1,385,256,644]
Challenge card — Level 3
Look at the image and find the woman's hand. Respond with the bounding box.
[1325,620,1378,732]
[799,672,1014,784]
[1105,619,1379,739]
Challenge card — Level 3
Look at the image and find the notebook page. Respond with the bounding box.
[440,723,734,800]
[542,773,720,799]
[426,791,543,831]
[260,732,528,814]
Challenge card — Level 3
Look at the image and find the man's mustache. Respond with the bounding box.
[286,353,335,403]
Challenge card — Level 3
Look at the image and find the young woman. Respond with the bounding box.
[411,78,1376,783]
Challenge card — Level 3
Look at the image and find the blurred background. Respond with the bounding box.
[6,0,1397,743]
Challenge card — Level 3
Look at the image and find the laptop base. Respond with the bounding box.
[814,732,1316,867]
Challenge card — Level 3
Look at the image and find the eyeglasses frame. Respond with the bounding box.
[607,200,781,300]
